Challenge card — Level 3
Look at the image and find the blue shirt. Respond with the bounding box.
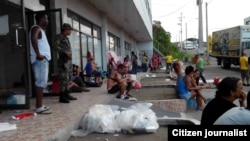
[85,62,92,75]
[176,73,188,95]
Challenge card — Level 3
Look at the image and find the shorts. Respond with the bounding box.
[108,84,120,94]
[107,82,132,94]
[179,91,192,100]
[32,59,49,88]
[92,71,101,77]
[179,91,197,107]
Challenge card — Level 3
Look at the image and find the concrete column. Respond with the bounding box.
[197,0,203,55]
[101,13,108,71]
[120,29,125,57]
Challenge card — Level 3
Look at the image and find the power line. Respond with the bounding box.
[155,1,192,18]
[207,0,214,4]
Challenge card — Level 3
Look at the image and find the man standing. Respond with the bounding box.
[131,51,138,74]
[195,55,207,84]
[54,23,77,103]
[30,13,51,114]
[141,52,148,72]
[239,52,250,86]
[165,52,173,73]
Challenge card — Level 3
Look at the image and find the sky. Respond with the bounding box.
[152,0,250,42]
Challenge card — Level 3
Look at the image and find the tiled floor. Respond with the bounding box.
[0,71,174,141]
[0,84,114,141]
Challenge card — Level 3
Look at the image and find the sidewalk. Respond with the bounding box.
[0,72,186,141]
[0,83,114,141]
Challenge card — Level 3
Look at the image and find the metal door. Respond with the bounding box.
[0,0,29,109]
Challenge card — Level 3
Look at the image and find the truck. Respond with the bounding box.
[211,25,250,69]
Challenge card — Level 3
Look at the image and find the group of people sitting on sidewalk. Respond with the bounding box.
[172,59,250,125]
[67,56,106,94]
[172,60,211,111]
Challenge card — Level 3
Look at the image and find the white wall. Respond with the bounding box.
[244,16,250,25]
[53,0,152,70]
[133,0,152,38]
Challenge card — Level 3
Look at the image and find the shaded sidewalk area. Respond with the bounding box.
[0,84,114,141]
[0,72,190,141]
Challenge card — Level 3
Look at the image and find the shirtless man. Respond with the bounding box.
[107,64,136,101]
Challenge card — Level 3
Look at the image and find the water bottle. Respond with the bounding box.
[12,112,37,120]
[7,92,17,105]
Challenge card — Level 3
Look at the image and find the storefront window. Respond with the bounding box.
[109,36,115,51]
[93,25,101,38]
[107,32,120,55]
[80,19,91,36]
[94,38,102,69]
[81,34,88,69]
[69,30,81,67]
[125,41,131,56]
[72,19,80,31]
[67,10,102,70]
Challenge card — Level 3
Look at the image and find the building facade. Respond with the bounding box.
[244,16,250,25]
[0,0,153,109]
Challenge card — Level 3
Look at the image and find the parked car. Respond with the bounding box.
[184,43,195,50]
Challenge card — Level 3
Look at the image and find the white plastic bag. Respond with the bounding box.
[71,104,121,137]
[116,103,159,134]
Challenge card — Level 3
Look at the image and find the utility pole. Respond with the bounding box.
[205,2,210,64]
[186,23,187,48]
[178,13,184,50]
[197,0,203,55]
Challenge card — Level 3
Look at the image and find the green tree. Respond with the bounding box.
[153,20,191,60]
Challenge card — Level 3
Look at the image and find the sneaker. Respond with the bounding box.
[116,94,122,99]
[35,105,51,114]
[116,94,137,101]
[124,96,137,101]
[116,94,126,99]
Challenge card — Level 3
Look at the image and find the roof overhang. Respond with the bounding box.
[88,0,152,41]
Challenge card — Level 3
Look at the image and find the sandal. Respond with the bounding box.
[196,107,204,111]
[35,105,52,114]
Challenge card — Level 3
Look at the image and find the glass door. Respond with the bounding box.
[0,0,29,109]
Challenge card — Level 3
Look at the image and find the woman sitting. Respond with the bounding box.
[178,65,207,110]
[84,57,103,84]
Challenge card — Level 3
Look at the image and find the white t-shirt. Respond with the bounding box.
[214,107,250,125]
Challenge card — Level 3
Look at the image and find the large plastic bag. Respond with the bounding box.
[115,103,159,134]
[71,104,121,137]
